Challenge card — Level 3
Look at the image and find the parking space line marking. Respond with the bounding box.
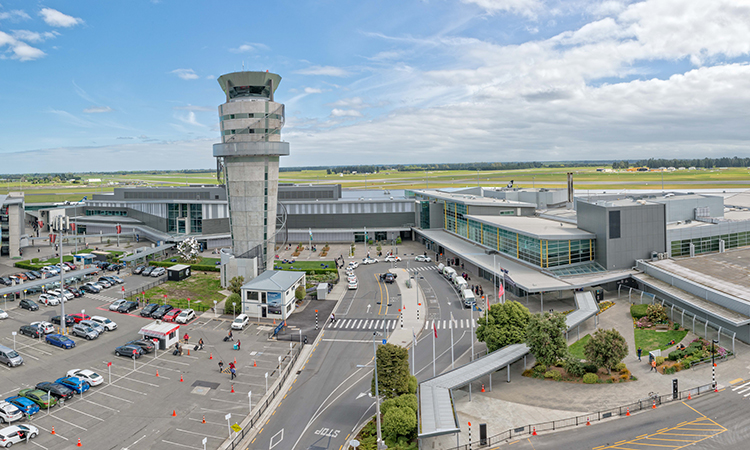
[157,359,191,366]
[82,399,119,412]
[88,390,133,403]
[188,417,225,426]
[210,397,246,405]
[176,428,223,439]
[213,321,224,330]
[162,439,202,449]
[29,440,48,450]
[108,383,148,395]
[120,375,161,386]
[32,424,68,440]
[62,405,105,421]
[50,415,87,431]
[200,407,234,414]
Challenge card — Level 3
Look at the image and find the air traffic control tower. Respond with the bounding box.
[213,71,289,275]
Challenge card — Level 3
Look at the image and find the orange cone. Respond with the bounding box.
[210,353,213,360]
[688,393,692,400]
[180,374,184,382]
[253,360,257,367]
[172,409,177,417]
[481,384,485,392]
[273,319,276,325]
[652,401,656,409]
[156,370,159,377]
[532,427,537,436]
[202,415,206,424]
[586,417,590,426]
[187,349,190,356]
[626,408,630,416]
[234,358,236,365]
[231,384,235,393]
[51,426,55,435]
[77,438,82,447]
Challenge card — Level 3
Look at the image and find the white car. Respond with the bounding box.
[347,275,357,283]
[384,255,401,262]
[362,258,379,265]
[49,289,73,301]
[38,294,61,306]
[109,299,127,311]
[0,401,22,424]
[175,309,196,324]
[0,310,7,320]
[0,424,39,446]
[90,316,117,331]
[348,280,358,290]
[66,369,104,387]
[347,261,359,269]
[415,255,432,262]
[231,314,249,330]
[30,321,54,334]
[151,267,166,277]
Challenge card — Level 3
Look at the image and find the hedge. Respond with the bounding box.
[582,373,599,384]
[630,304,649,319]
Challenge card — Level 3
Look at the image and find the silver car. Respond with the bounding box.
[79,320,105,335]
[72,324,99,340]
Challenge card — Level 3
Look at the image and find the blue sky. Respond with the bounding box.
[1,0,750,173]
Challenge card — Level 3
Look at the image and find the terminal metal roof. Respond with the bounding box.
[418,293,599,438]
[242,270,305,291]
[466,215,596,240]
[0,268,100,296]
[120,243,175,262]
[411,189,536,208]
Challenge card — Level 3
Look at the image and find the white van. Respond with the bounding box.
[461,289,476,308]
[436,263,445,273]
[453,276,468,291]
[442,267,457,281]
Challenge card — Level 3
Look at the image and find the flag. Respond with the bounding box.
[116,224,122,234]
[433,322,438,338]
[309,228,313,242]
[498,283,504,299]
[487,295,490,312]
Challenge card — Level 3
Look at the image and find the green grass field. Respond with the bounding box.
[633,329,688,353]
[568,334,591,360]
[4,166,750,204]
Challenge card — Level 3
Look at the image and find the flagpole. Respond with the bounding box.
[450,313,454,370]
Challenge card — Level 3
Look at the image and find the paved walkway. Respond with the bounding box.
[387,267,426,348]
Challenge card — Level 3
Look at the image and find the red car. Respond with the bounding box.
[69,313,91,324]
[163,308,182,322]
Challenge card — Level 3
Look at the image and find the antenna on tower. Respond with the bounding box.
[242,61,245,71]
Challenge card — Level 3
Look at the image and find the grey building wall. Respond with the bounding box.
[286,213,415,230]
[203,218,230,235]
[652,195,724,222]
[429,202,444,229]
[578,201,666,270]
[92,186,227,201]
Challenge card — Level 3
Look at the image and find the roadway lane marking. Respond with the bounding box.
[61,405,105,421]
[89,390,133,403]
[176,428,223,439]
[82,399,119,412]
[731,381,750,390]
[32,424,68,441]
[161,440,202,449]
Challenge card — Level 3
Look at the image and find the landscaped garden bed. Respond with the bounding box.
[653,337,732,374]
[631,303,688,352]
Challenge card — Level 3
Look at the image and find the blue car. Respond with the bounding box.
[5,396,40,416]
[54,377,90,394]
[45,334,76,349]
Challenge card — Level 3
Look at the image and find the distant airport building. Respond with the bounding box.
[0,192,25,257]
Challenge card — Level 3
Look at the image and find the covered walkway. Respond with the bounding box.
[418,290,600,439]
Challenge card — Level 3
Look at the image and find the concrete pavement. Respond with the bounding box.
[386,267,426,348]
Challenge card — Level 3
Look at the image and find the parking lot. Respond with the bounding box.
[0,272,295,450]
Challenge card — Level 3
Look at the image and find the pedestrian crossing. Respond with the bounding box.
[85,293,121,303]
[406,266,439,273]
[731,380,750,397]
[327,317,478,331]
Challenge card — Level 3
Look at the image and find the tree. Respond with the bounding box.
[646,303,667,323]
[382,406,416,440]
[525,312,568,367]
[226,293,241,316]
[584,328,629,374]
[295,285,305,301]
[476,301,531,353]
[371,343,410,399]
[228,276,245,295]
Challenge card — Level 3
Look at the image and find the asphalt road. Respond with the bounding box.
[504,387,750,450]
[256,258,479,450]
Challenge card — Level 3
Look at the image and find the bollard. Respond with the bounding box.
[468,421,472,450]
[315,310,318,330]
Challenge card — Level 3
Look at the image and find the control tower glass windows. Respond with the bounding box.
[228,85,270,100]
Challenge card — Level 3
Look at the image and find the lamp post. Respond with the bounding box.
[357,332,386,450]
[712,339,719,392]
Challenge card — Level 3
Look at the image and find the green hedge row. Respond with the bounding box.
[146,261,220,272]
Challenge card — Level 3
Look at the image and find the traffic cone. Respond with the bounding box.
[210,353,213,360]
[180,374,184,382]
[626,408,630,416]
[688,393,692,400]
[652,401,656,409]
[156,370,159,377]
[273,319,276,325]
[481,384,485,392]
[172,410,177,417]
[51,426,55,435]
[253,360,257,367]
[202,415,206,424]
[234,358,237,365]
[231,384,235,393]
[187,348,190,356]
[586,417,590,426]
[532,427,537,436]
[77,438,82,447]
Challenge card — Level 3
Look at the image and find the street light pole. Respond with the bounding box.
[372,334,384,449]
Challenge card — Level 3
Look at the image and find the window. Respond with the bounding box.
[247,291,259,301]
[609,210,621,239]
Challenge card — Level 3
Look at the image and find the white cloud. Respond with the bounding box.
[296,65,351,77]
[0,9,30,21]
[39,8,83,27]
[328,97,371,109]
[174,105,213,112]
[12,30,58,43]
[229,43,268,53]
[0,30,45,61]
[330,109,363,118]
[171,68,200,80]
[461,0,543,18]
[83,106,113,114]
[304,87,323,94]
[47,109,93,128]
[177,111,206,127]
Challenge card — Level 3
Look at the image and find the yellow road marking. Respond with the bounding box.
[384,281,390,315]
[729,378,743,385]
[251,438,256,444]
[376,274,384,315]
[656,427,669,432]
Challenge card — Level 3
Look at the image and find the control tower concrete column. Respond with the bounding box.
[213,71,289,273]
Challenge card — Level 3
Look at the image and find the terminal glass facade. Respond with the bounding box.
[671,231,750,257]
[443,201,594,268]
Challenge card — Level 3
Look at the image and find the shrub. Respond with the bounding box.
[380,398,398,416]
[673,322,681,330]
[393,394,418,414]
[407,375,417,395]
[564,358,586,378]
[630,304,649,319]
[655,356,666,365]
[646,303,668,323]
[614,362,627,372]
[583,363,598,374]
[533,364,547,376]
[667,350,682,361]
[544,370,562,381]
[382,406,416,439]
[582,373,598,384]
[620,369,631,380]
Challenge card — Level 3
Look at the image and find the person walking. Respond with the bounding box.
[230,366,236,379]
[198,338,204,351]
[330,313,336,324]
[218,360,224,373]
[183,333,190,344]
[637,347,642,361]
[650,359,656,372]
[236,340,241,351]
